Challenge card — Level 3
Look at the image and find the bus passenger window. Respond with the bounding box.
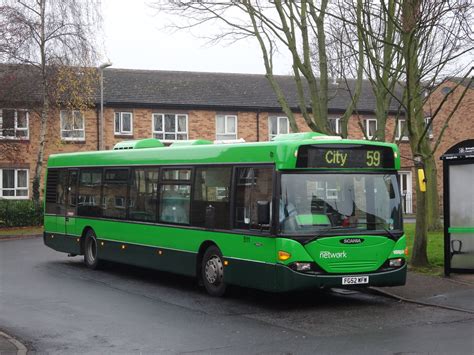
[45,169,67,214]
[160,185,191,224]
[129,168,159,222]
[159,168,191,225]
[103,169,129,220]
[77,169,102,217]
[235,167,273,230]
[191,167,231,229]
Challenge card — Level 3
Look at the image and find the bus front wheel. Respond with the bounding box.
[202,246,227,297]
[84,229,102,270]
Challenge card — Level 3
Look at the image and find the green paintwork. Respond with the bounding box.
[44,134,405,292]
[47,134,400,171]
[276,234,406,274]
[295,214,331,226]
[448,227,474,234]
[305,236,394,273]
[45,215,277,264]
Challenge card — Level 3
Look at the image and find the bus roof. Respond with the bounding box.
[47,133,400,171]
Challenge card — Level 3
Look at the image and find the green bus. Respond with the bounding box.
[44,132,407,296]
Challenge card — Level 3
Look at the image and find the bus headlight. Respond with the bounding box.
[389,258,404,267]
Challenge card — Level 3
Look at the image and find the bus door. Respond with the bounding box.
[63,169,78,237]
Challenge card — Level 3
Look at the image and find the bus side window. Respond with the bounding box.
[159,168,191,225]
[191,167,232,229]
[77,168,103,217]
[45,169,67,214]
[102,169,129,220]
[234,167,273,231]
[129,168,159,222]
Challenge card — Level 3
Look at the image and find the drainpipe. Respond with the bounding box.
[256,110,260,142]
[95,106,100,150]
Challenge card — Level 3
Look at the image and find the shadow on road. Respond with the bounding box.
[46,257,392,314]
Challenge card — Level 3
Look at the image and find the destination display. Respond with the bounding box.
[296,144,395,169]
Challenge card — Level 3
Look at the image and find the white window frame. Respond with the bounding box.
[60,110,85,141]
[424,117,434,139]
[114,112,133,136]
[216,114,238,140]
[152,113,188,142]
[268,116,290,140]
[396,119,409,141]
[0,109,29,139]
[328,116,341,134]
[365,118,377,139]
[399,171,413,214]
[0,169,29,199]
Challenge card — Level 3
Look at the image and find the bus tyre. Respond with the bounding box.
[84,230,102,270]
[202,246,226,297]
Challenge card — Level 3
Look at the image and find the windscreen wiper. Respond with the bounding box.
[349,222,400,240]
[303,225,358,244]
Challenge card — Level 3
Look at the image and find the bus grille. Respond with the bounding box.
[328,261,378,271]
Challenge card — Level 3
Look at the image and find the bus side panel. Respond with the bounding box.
[73,218,277,290]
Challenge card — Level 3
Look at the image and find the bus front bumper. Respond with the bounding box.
[275,263,407,292]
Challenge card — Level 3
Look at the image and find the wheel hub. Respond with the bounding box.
[205,255,223,285]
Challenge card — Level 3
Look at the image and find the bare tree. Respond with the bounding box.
[152,0,365,136]
[355,0,473,265]
[0,0,102,204]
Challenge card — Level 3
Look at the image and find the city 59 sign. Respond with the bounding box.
[297,144,395,169]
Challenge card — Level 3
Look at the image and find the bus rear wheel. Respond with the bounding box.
[84,229,102,270]
[202,246,226,297]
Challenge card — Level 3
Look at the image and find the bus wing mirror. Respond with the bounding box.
[257,201,270,225]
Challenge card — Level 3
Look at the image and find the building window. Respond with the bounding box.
[216,114,237,140]
[269,116,289,140]
[60,110,85,140]
[0,109,29,139]
[365,118,377,139]
[424,117,434,139]
[328,117,341,135]
[0,169,28,198]
[114,112,133,135]
[152,113,188,141]
[396,119,409,141]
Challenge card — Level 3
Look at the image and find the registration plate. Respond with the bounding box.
[342,276,369,285]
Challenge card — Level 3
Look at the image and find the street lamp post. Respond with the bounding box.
[99,62,112,150]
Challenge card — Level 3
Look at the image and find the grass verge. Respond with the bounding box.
[404,223,444,275]
[0,225,43,237]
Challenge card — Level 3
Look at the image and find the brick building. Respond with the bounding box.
[0,67,472,214]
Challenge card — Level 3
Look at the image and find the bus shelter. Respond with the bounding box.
[441,139,474,275]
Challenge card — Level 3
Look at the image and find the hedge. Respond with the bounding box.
[0,200,43,227]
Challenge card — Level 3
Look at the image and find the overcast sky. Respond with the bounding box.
[101,0,292,74]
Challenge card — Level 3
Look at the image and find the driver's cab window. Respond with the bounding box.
[234,167,273,231]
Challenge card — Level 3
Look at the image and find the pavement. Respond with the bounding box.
[1,234,473,353]
[0,330,27,355]
[373,270,474,313]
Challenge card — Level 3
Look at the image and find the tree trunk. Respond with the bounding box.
[425,155,442,231]
[411,182,429,266]
[33,97,49,205]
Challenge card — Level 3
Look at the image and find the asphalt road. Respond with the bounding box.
[1,237,473,354]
